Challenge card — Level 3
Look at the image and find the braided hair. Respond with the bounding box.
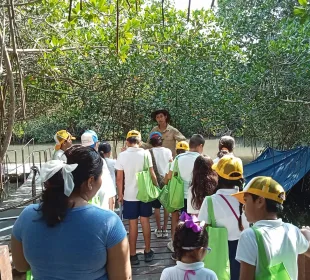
[217,174,244,231]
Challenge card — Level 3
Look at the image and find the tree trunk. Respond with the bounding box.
[0,32,16,171]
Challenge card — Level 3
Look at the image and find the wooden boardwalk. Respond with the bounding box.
[123,211,175,280]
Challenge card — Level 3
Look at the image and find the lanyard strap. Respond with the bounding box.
[219,194,239,221]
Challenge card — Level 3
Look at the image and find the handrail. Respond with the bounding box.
[4,143,53,186]
[21,138,35,150]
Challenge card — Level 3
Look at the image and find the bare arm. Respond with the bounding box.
[116,170,124,202]
[149,167,158,186]
[107,237,132,279]
[164,170,173,185]
[239,261,255,280]
[11,235,30,272]
[301,227,310,257]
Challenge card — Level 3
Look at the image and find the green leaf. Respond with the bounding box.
[298,0,308,7]
[294,7,306,16]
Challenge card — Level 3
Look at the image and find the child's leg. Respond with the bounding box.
[228,240,240,280]
[154,208,161,229]
[140,216,151,252]
[152,200,162,230]
[171,211,179,241]
[163,209,169,231]
[140,202,153,252]
[109,196,115,211]
[129,219,138,256]
[123,200,139,256]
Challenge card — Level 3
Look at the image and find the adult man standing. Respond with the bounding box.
[53,130,75,162]
[144,109,186,157]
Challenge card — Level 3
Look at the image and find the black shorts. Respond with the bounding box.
[152,199,162,209]
[123,200,152,219]
[178,199,187,214]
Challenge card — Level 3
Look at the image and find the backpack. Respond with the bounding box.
[149,149,165,188]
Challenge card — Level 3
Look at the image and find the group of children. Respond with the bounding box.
[53,128,310,280]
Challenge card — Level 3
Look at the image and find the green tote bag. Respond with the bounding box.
[203,196,230,280]
[26,271,33,280]
[158,184,175,213]
[168,159,184,210]
[136,154,160,203]
[252,227,291,280]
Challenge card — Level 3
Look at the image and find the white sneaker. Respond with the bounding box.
[167,240,175,252]
[154,229,162,238]
[162,230,169,238]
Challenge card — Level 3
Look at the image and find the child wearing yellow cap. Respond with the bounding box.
[53,130,75,162]
[233,176,310,280]
[115,130,158,265]
[198,155,249,280]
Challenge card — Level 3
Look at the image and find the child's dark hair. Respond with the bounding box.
[98,142,111,158]
[173,222,208,261]
[217,136,235,157]
[189,134,205,149]
[127,137,140,144]
[217,149,230,159]
[250,194,284,213]
[38,145,103,227]
[150,137,162,147]
[191,156,218,210]
[176,149,186,155]
[217,175,245,231]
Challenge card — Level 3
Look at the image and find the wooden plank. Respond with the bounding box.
[132,261,174,275]
[133,274,162,280]
[132,259,175,268]
[136,247,172,254]
[136,240,170,249]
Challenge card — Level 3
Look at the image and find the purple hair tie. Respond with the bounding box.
[179,212,205,233]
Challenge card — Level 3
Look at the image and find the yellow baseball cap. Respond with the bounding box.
[126,130,141,140]
[232,176,286,204]
[212,155,243,180]
[176,141,189,151]
[54,130,76,150]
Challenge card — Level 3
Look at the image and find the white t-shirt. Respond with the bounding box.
[160,261,218,280]
[236,219,309,280]
[98,159,116,209]
[198,188,249,240]
[53,150,67,162]
[187,186,199,215]
[170,152,200,197]
[151,147,173,177]
[213,153,240,164]
[105,158,116,187]
[115,147,153,201]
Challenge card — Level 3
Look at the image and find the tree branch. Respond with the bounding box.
[6,46,109,53]
[0,0,41,7]
[280,98,310,105]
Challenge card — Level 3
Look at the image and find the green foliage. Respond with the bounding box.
[9,0,310,149]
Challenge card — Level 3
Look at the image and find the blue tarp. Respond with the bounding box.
[244,147,310,191]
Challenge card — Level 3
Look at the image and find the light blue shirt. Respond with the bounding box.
[13,204,127,280]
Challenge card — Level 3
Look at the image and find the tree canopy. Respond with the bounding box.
[1,0,310,150]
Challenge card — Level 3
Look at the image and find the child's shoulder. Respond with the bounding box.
[201,267,218,279]
[240,227,256,240]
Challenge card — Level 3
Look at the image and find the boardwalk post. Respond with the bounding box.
[0,245,13,280]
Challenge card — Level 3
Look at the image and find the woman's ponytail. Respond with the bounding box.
[38,170,68,227]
